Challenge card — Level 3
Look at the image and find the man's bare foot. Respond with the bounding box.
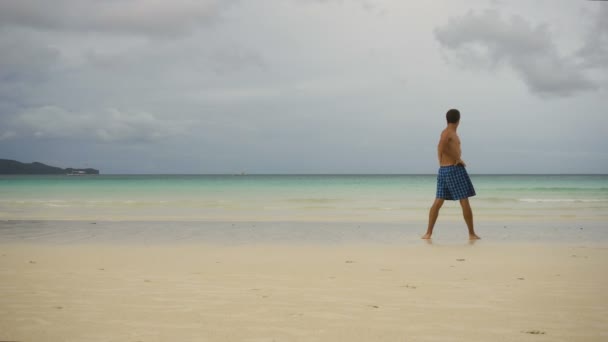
[421,233,432,239]
[469,234,481,240]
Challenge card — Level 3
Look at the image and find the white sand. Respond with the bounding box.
[1,242,607,342]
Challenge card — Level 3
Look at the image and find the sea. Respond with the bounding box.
[1,174,607,244]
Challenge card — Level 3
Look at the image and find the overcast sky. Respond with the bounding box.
[0,0,606,174]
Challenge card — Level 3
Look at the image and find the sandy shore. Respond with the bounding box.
[1,242,607,342]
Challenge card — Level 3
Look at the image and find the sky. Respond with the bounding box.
[0,0,606,174]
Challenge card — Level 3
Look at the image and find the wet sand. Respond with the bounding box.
[1,242,607,341]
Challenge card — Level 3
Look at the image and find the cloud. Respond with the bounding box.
[577,4,608,70]
[7,106,192,143]
[0,35,59,82]
[0,131,16,141]
[295,0,382,13]
[434,9,601,97]
[0,0,232,37]
[208,46,267,75]
[0,34,60,109]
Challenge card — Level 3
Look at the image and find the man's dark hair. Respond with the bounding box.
[446,109,460,124]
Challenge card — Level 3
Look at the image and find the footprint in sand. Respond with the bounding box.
[523,330,546,335]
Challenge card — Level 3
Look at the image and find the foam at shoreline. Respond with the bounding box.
[1,219,606,246]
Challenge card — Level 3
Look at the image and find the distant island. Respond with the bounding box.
[0,159,100,175]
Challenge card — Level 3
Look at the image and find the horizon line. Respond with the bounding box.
[65,173,608,176]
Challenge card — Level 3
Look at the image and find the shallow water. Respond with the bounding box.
[1,174,606,222]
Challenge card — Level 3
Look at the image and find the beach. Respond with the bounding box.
[1,241,607,342]
[1,174,607,341]
[2,0,606,339]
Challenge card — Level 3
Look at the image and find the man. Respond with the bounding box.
[422,109,480,240]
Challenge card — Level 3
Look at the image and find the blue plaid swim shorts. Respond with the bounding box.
[436,165,476,200]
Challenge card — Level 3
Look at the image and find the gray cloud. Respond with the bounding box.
[82,41,266,81]
[434,9,601,97]
[577,4,608,70]
[295,0,383,13]
[0,35,59,82]
[6,106,192,143]
[0,0,231,37]
[0,34,60,110]
[0,131,17,141]
[209,46,267,75]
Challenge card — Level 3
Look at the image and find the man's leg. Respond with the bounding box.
[422,198,444,239]
[459,198,480,240]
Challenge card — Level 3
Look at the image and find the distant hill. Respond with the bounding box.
[0,159,99,175]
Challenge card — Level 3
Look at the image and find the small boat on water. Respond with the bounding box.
[65,167,99,175]
[66,170,92,176]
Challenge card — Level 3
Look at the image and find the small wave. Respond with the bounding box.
[519,198,608,203]
[479,197,518,203]
[45,203,71,207]
[287,198,342,203]
[4,200,71,205]
[490,187,608,192]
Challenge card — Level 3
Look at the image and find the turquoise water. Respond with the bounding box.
[1,174,607,222]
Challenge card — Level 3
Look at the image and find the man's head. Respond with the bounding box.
[446,109,460,125]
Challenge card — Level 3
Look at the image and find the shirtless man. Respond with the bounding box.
[422,109,480,240]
